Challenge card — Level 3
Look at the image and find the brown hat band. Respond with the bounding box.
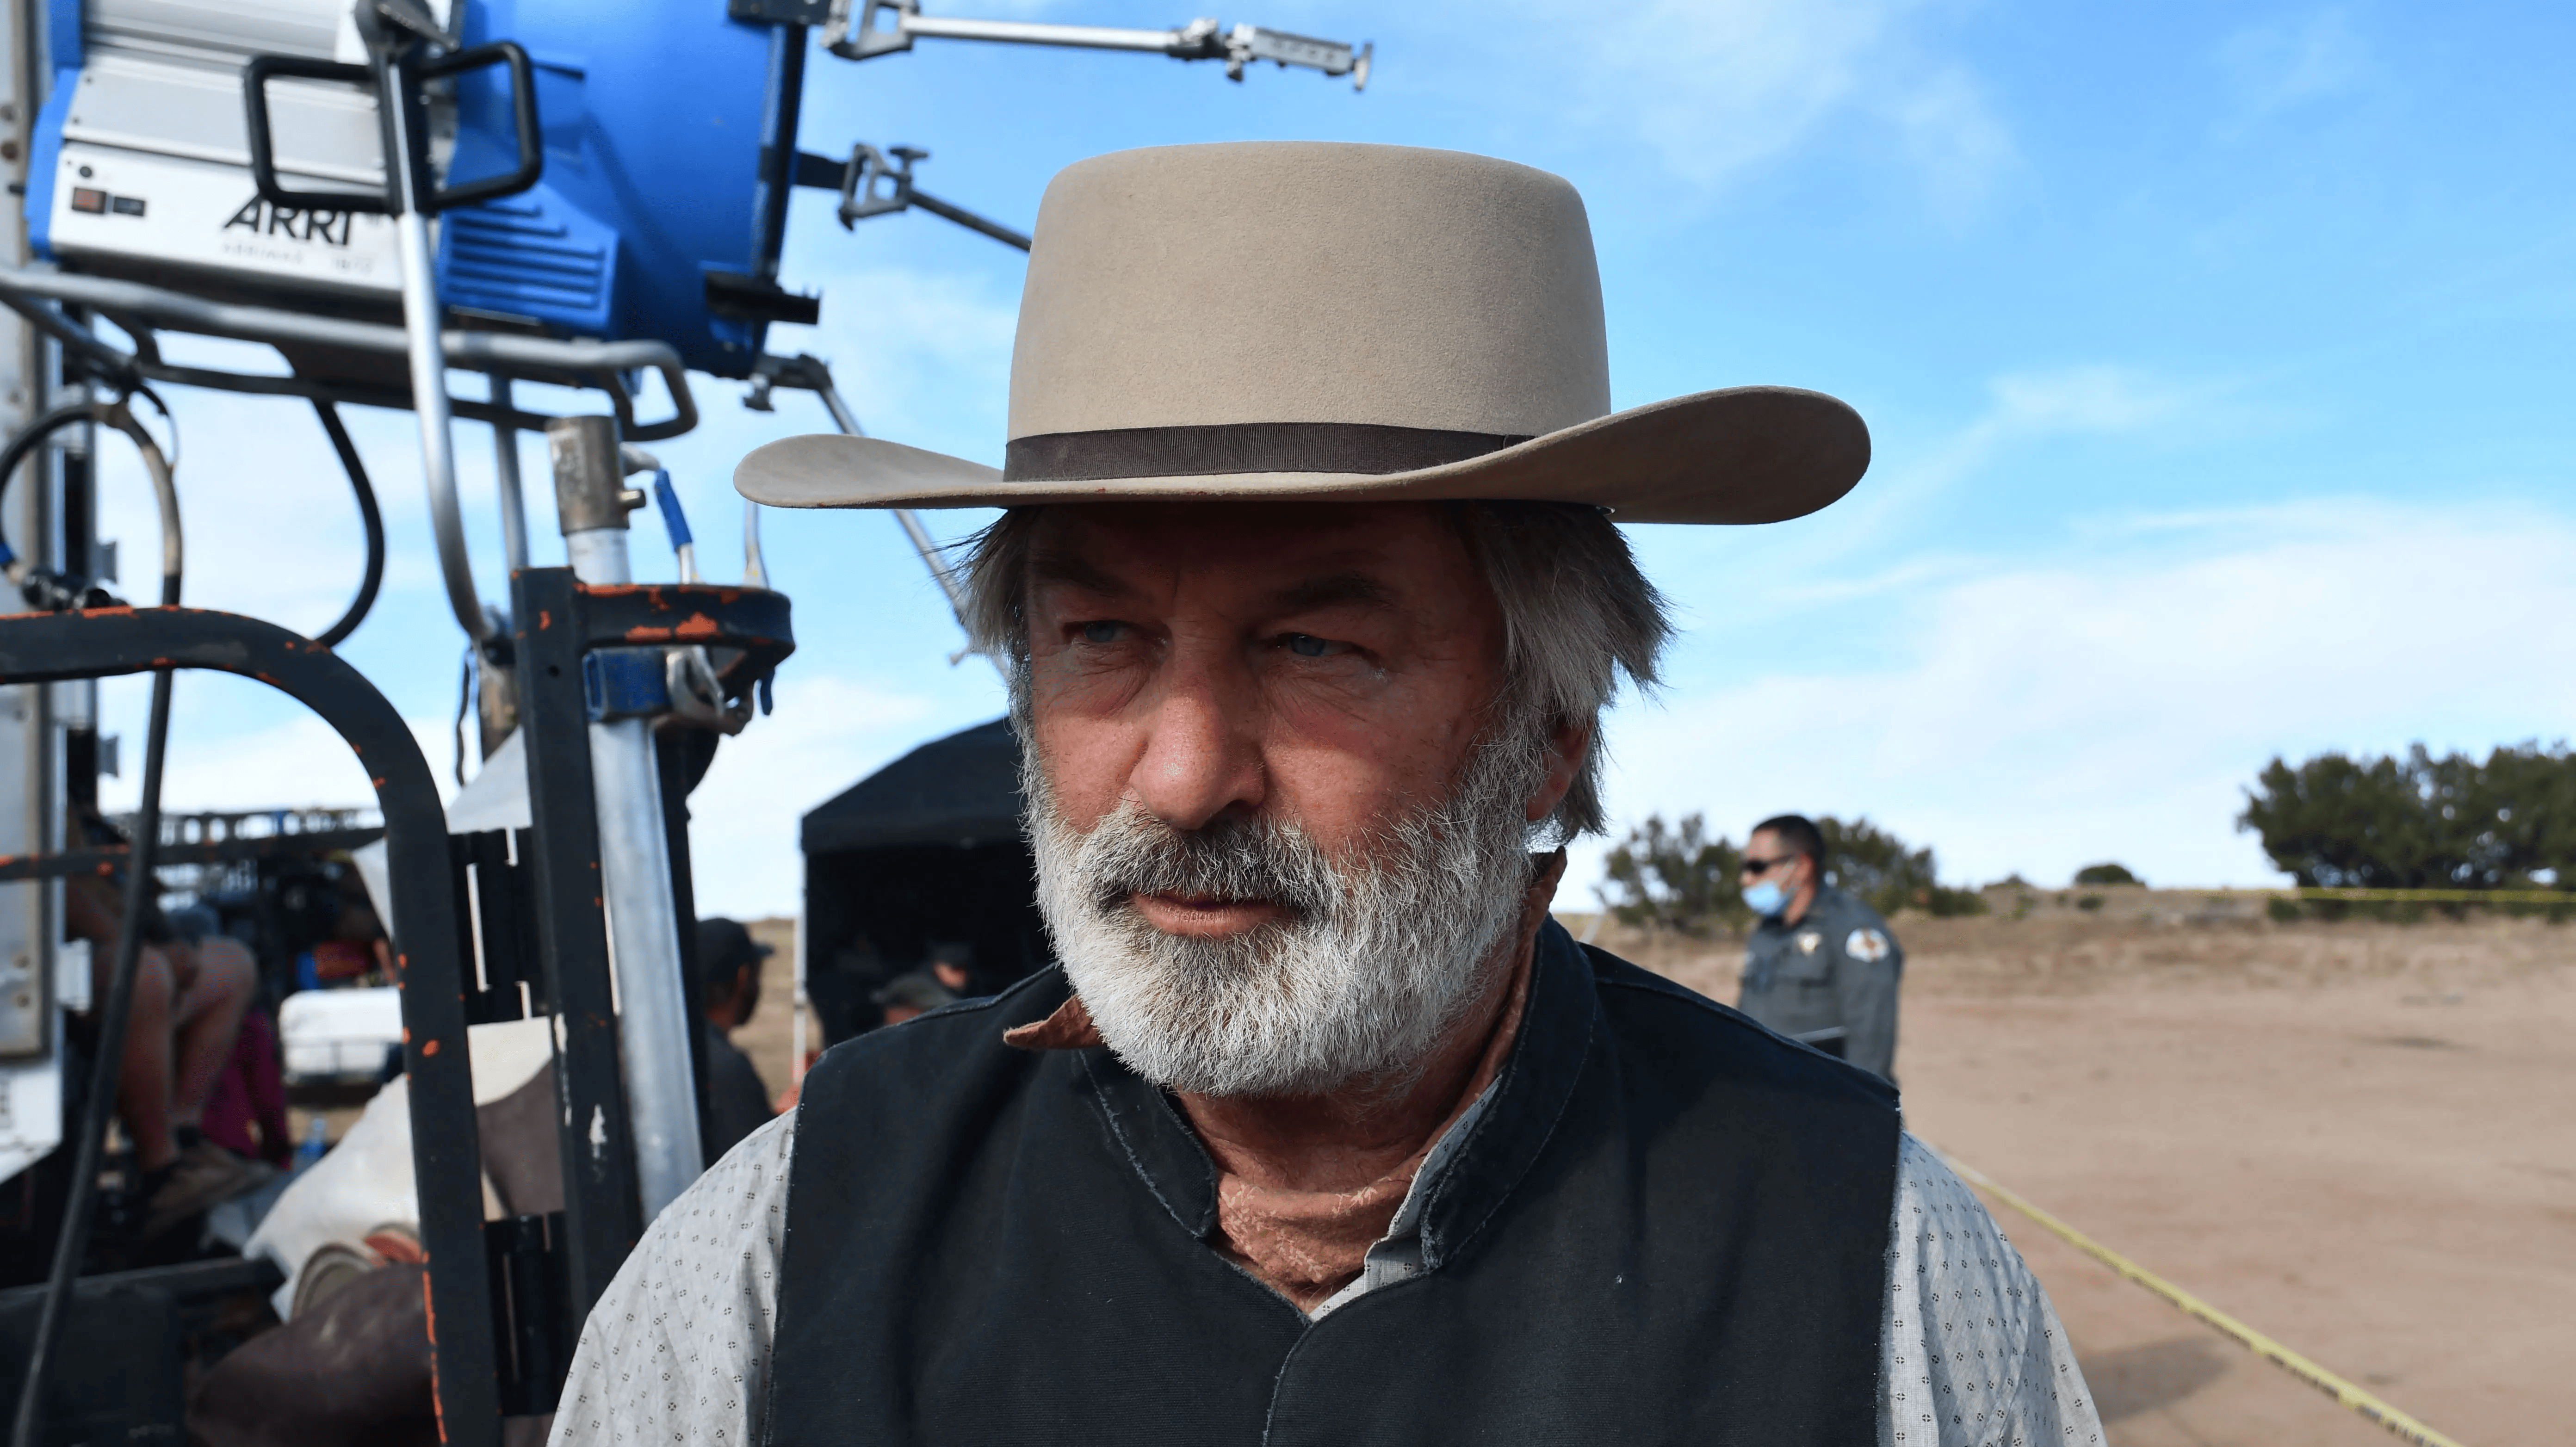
[1002,421,1536,483]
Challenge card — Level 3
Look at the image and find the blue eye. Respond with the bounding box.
[1286,633,1331,657]
[1080,621,1123,643]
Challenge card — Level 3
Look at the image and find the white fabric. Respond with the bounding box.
[446,726,533,835]
[1880,1135,2103,1446]
[277,986,403,1082]
[245,1016,557,1317]
[548,1121,2102,1447]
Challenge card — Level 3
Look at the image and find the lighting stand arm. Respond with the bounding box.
[824,1,1369,87]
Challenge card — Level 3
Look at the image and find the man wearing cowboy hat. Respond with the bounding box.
[550,143,2099,1446]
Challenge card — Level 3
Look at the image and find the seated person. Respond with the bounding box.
[63,879,268,1239]
[870,970,956,1026]
[697,917,778,1158]
[924,941,978,998]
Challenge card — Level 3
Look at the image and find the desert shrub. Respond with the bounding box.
[1601,812,1987,933]
[1818,816,1988,918]
[1598,813,1746,936]
[2073,862,2141,886]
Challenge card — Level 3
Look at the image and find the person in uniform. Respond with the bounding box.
[695,917,779,1156]
[548,143,2099,1447]
[1737,813,1906,1082]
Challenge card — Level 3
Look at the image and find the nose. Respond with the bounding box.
[1126,650,1264,832]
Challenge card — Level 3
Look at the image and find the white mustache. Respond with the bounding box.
[1072,805,1339,925]
[1024,714,1548,1097]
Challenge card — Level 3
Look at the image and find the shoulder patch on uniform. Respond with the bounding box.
[1845,928,1891,963]
[1794,931,1823,955]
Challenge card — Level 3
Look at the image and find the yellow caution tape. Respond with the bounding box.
[2057,886,2573,904]
[1932,1149,2470,1447]
[2264,887,2574,905]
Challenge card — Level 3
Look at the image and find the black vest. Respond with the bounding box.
[765,923,1899,1446]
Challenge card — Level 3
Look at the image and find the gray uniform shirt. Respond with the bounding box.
[1739,884,1904,1081]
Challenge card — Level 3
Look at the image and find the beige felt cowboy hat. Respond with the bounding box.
[735,142,1869,524]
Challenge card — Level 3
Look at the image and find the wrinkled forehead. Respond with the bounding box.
[1022,501,1486,613]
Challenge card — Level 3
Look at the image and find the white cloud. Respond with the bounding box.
[1761,364,2207,579]
[1555,0,2017,209]
[1579,497,2576,897]
[1984,365,2193,434]
[1886,65,2018,221]
[681,674,948,917]
[2217,8,2367,125]
[96,692,458,817]
[94,666,961,921]
[768,263,1020,464]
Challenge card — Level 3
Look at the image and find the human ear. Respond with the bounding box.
[1522,720,1589,824]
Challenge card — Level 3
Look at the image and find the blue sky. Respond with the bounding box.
[95,1,2576,916]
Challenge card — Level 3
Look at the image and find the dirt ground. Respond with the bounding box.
[725,910,2572,1445]
[1623,912,2575,1447]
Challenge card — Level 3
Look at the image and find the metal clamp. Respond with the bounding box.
[575,643,745,734]
[811,143,1033,250]
[836,143,923,226]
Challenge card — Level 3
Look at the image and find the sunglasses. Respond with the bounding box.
[1740,856,1796,877]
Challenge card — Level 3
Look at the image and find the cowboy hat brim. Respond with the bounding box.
[733,385,1868,526]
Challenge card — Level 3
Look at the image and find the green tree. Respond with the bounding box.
[1816,816,1988,918]
[2072,862,2142,886]
[1597,813,1746,935]
[2238,742,2576,893]
[1602,812,1988,934]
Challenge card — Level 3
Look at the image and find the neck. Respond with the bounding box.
[1175,851,1566,1194]
[1787,871,1820,925]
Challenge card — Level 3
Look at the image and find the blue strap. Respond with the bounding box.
[651,470,693,550]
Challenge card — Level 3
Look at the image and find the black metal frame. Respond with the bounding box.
[505,568,793,1319]
[0,606,500,1442]
[0,575,791,1436]
[0,827,384,884]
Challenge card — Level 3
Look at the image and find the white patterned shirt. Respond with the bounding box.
[548,1121,2100,1446]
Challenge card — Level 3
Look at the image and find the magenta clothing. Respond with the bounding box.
[203,1007,290,1166]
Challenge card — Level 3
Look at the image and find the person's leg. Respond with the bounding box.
[108,946,180,1172]
[169,937,254,1130]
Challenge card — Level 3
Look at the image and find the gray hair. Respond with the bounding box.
[955,501,1670,839]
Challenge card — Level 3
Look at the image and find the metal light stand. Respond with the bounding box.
[539,419,703,1218]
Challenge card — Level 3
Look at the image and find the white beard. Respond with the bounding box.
[1026,725,1545,1098]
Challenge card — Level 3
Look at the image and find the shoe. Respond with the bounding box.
[142,1140,277,1242]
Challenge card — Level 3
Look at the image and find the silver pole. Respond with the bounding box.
[492,374,529,575]
[548,417,704,1218]
[896,14,1186,50]
[383,76,490,644]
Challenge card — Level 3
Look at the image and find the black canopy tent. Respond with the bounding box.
[799,718,1051,1045]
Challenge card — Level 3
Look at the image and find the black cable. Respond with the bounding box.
[8,664,174,1447]
[127,384,178,477]
[455,646,475,786]
[0,402,109,577]
[0,398,182,606]
[309,401,384,649]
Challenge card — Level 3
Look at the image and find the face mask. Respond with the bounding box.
[1743,878,1790,917]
